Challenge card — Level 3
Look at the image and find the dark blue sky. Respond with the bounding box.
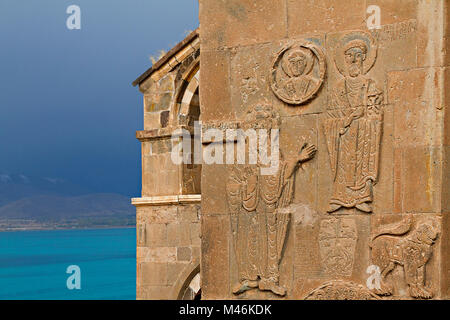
[0,1,199,197]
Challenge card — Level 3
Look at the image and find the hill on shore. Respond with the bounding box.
[0,174,135,231]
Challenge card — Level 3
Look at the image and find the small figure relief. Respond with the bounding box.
[240,75,259,103]
[319,218,357,277]
[324,31,384,214]
[270,42,326,105]
[137,223,146,246]
[304,280,380,300]
[226,105,317,297]
[370,216,439,299]
[182,168,201,194]
[240,62,261,104]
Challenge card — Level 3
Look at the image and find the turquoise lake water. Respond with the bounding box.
[0,228,136,300]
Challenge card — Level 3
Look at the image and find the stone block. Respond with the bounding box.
[144,223,167,247]
[145,92,172,113]
[230,42,276,119]
[160,110,170,128]
[200,0,287,50]
[441,212,450,299]
[167,263,187,287]
[142,154,180,196]
[151,139,172,154]
[443,147,450,213]
[366,0,417,25]
[444,67,450,147]
[178,204,200,223]
[389,68,442,148]
[177,247,192,262]
[138,247,176,263]
[200,164,229,215]
[201,215,231,299]
[136,205,178,224]
[137,285,172,300]
[144,112,161,130]
[140,262,168,286]
[417,0,446,68]
[190,223,201,246]
[157,73,175,93]
[287,0,365,37]
[167,222,192,247]
[199,50,233,122]
[369,20,418,73]
[393,146,441,213]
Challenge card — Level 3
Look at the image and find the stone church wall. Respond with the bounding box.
[199,0,449,300]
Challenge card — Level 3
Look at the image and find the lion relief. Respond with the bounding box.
[370,216,439,299]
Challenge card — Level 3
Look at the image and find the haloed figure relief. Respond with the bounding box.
[270,41,326,105]
[324,31,384,214]
[226,105,317,296]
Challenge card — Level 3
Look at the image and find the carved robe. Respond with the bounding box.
[226,156,297,283]
[279,76,318,102]
[324,77,383,208]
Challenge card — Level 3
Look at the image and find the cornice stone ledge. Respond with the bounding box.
[131,194,201,206]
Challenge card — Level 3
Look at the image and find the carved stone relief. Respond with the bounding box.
[137,223,146,246]
[324,31,384,214]
[370,19,417,43]
[319,218,357,277]
[370,216,439,299]
[226,105,317,296]
[270,41,326,105]
[304,280,380,300]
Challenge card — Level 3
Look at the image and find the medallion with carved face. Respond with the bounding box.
[270,41,326,105]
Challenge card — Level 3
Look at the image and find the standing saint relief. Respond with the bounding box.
[226,105,317,296]
[324,31,384,214]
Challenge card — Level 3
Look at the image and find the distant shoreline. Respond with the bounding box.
[0,225,136,233]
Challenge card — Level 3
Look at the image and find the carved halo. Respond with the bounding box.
[333,31,378,76]
[270,41,326,105]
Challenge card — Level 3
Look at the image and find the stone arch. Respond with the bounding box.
[172,57,202,194]
[173,58,200,127]
[170,259,201,300]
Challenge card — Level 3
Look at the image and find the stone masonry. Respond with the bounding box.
[198,0,449,300]
[133,30,201,300]
[133,1,450,300]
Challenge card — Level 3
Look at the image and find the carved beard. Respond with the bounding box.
[347,63,362,77]
[290,61,306,77]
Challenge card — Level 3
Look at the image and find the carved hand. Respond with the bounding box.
[298,143,317,163]
[352,107,364,119]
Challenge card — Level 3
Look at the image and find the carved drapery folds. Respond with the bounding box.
[324,31,384,214]
[226,105,317,297]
